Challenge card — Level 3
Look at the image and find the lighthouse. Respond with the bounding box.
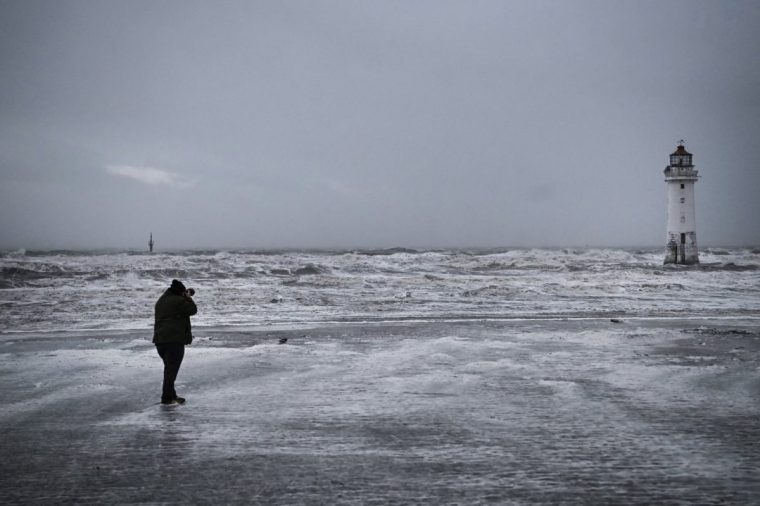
[663,142,699,264]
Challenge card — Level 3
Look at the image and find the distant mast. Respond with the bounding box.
[149,233,154,253]
[663,141,699,265]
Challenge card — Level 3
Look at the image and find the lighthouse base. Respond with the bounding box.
[664,232,699,265]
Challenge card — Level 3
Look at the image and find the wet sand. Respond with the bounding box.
[1,318,759,505]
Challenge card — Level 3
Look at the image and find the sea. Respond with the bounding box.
[3,247,760,504]
[1,246,758,334]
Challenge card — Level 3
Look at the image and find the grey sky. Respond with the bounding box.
[1,0,758,249]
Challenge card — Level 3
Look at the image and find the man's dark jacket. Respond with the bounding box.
[153,289,197,345]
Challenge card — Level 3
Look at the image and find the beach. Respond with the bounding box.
[2,317,759,505]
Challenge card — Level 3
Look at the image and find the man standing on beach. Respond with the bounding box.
[153,279,197,405]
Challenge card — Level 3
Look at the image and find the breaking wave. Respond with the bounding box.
[1,247,758,332]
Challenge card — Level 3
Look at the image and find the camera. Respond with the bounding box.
[186,288,195,296]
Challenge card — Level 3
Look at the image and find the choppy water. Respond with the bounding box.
[1,247,759,333]
[2,248,760,504]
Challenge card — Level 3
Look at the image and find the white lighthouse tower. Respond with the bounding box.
[663,141,699,264]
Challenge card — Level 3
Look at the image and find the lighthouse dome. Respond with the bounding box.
[670,145,692,156]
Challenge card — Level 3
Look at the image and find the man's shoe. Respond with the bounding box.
[161,397,185,405]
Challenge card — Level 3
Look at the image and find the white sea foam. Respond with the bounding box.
[1,247,758,333]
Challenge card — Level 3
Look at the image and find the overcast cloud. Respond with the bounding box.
[1,0,759,249]
[106,165,185,187]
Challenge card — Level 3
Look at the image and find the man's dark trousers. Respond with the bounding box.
[156,343,184,402]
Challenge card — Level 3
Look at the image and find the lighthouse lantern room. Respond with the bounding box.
[663,141,699,265]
